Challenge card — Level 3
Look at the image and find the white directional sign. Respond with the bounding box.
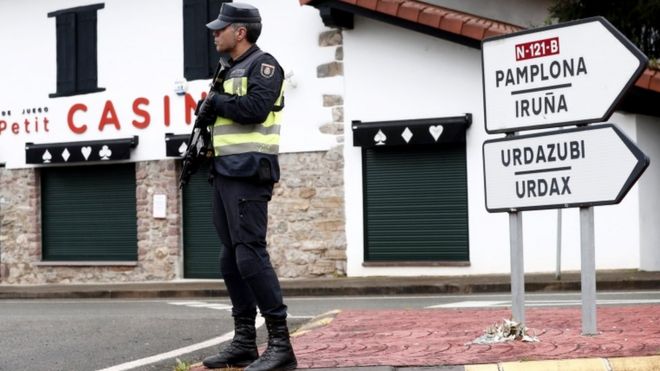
[482,17,648,133]
[483,124,649,212]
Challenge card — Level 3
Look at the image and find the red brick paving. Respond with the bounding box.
[292,305,660,368]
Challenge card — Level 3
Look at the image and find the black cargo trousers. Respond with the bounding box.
[211,173,287,320]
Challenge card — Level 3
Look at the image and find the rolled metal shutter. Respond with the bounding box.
[41,164,137,261]
[363,144,469,262]
[182,167,222,278]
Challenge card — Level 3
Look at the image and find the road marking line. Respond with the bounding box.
[427,301,506,308]
[96,317,265,371]
[427,298,660,309]
[168,301,232,311]
[167,301,206,306]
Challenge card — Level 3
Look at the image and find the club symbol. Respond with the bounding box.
[42,150,52,163]
[99,145,112,160]
[61,148,70,162]
[374,130,387,146]
[178,142,188,156]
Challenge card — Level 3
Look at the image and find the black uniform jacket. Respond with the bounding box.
[211,45,285,182]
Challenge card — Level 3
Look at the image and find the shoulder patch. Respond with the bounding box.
[260,63,275,78]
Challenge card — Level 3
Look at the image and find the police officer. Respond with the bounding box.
[200,3,296,371]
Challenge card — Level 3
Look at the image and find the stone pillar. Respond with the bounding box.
[264,27,350,278]
[0,168,40,283]
[135,160,181,280]
[269,147,347,278]
[317,29,345,144]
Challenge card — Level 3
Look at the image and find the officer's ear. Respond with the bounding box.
[234,25,248,42]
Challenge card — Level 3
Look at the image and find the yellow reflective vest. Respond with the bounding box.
[212,49,284,157]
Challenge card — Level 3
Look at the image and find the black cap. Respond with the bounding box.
[206,3,261,30]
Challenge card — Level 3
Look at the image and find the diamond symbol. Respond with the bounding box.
[61,148,70,162]
[401,127,413,143]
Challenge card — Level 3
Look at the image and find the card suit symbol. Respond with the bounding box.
[401,127,413,143]
[99,145,112,160]
[81,146,92,160]
[374,129,387,146]
[429,125,444,142]
[178,141,188,156]
[42,150,52,163]
[61,148,70,162]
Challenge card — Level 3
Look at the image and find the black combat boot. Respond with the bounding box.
[245,317,297,371]
[202,316,259,368]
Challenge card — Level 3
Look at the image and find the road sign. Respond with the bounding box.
[483,124,649,212]
[482,17,648,133]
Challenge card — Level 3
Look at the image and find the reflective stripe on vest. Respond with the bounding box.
[212,68,284,157]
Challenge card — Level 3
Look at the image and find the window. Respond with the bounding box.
[48,4,105,98]
[183,0,230,80]
[41,164,137,261]
[362,145,469,263]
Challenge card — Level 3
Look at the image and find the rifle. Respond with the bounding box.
[178,99,214,189]
[179,61,229,188]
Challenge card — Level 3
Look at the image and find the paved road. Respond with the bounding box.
[1,290,659,371]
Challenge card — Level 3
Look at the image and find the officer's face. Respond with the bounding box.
[213,25,245,53]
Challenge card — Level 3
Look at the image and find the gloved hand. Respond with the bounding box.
[195,92,218,118]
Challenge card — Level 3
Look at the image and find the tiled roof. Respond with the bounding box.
[300,0,660,93]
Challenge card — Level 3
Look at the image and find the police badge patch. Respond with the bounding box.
[260,63,275,78]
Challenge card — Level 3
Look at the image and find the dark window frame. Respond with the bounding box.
[48,3,105,98]
[183,0,230,81]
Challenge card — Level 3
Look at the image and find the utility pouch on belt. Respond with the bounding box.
[255,158,273,184]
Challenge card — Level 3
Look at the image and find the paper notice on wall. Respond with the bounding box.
[153,194,167,219]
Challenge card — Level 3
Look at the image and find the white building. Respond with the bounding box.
[0,0,658,284]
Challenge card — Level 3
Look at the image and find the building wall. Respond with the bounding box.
[0,0,347,283]
[342,16,647,276]
[636,114,660,271]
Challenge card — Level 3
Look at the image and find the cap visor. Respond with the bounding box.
[206,19,230,30]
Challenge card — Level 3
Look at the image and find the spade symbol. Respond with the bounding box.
[374,130,387,146]
[178,142,188,156]
[42,150,52,163]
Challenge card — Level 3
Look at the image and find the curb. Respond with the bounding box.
[465,355,660,371]
[1,271,659,299]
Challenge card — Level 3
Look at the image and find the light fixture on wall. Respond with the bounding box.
[285,70,297,89]
[174,80,189,96]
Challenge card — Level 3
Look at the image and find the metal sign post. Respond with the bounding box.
[580,206,597,335]
[556,209,562,280]
[509,211,525,324]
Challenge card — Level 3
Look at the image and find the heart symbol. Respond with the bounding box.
[429,125,444,142]
[81,146,92,160]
